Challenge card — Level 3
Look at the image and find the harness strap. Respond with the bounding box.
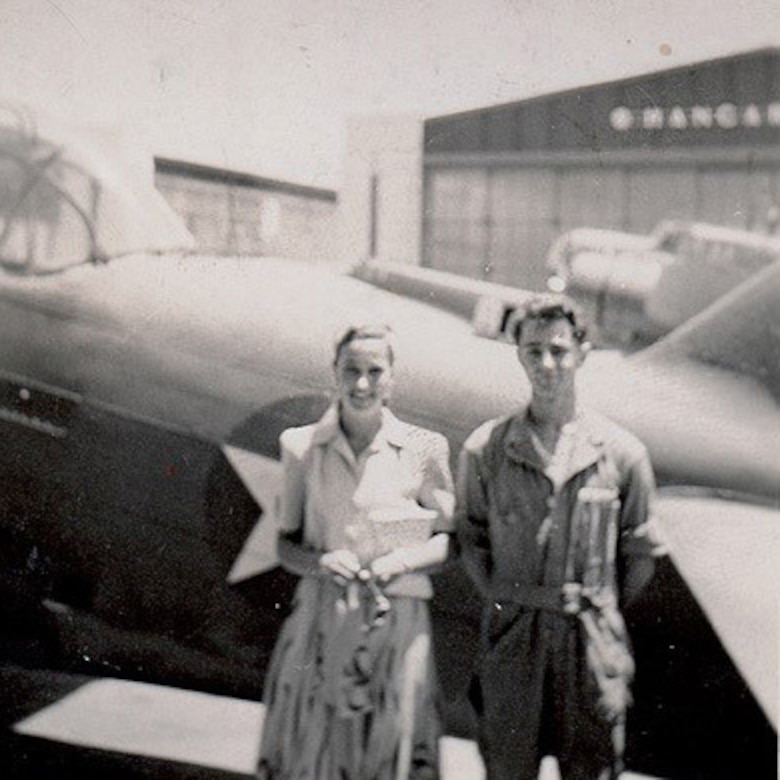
[490,583,617,614]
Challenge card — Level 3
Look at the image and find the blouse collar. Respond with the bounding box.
[311,403,408,453]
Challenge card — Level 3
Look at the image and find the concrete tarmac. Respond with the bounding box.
[0,663,664,780]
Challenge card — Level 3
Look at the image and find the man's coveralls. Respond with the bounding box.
[456,409,664,780]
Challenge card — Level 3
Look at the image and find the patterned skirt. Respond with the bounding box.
[257,576,440,780]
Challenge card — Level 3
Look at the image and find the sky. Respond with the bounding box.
[2,0,779,189]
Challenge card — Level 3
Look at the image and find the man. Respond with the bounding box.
[456,294,664,780]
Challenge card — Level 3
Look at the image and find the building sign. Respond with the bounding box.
[609,102,780,132]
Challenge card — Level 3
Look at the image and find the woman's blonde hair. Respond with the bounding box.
[333,323,397,365]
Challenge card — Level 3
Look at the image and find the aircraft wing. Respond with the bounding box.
[351,260,534,327]
[657,492,780,728]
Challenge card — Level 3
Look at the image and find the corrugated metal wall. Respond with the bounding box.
[423,162,780,289]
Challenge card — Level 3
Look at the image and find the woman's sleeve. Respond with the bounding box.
[418,432,455,533]
[276,429,325,578]
[277,429,306,535]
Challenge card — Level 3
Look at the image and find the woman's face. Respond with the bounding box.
[334,337,394,417]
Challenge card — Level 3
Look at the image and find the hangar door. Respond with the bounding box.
[557,169,627,234]
[423,161,780,288]
[423,168,556,290]
[625,165,780,233]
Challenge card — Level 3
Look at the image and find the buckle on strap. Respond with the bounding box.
[562,583,617,614]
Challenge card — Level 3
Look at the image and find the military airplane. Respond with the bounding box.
[545,220,780,348]
[0,104,777,779]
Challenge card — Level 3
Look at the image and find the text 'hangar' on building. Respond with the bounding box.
[341,47,780,290]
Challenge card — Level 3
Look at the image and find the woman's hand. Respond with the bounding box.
[371,533,451,582]
[319,549,362,583]
[369,550,410,583]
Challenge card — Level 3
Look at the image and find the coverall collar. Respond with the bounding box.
[503,408,605,484]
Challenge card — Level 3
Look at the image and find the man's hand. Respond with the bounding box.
[621,556,656,608]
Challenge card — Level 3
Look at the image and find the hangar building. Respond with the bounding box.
[156,158,338,262]
[341,48,780,289]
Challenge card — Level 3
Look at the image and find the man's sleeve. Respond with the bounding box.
[619,448,666,557]
[618,447,667,605]
[455,442,492,596]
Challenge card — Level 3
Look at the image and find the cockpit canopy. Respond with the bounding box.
[0,101,194,275]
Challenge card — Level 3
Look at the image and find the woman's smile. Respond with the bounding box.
[335,338,394,416]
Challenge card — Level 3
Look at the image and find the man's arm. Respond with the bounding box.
[619,448,667,607]
[455,443,492,596]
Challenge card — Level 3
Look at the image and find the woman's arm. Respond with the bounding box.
[371,431,455,581]
[278,530,361,580]
[369,531,452,581]
[277,529,324,577]
[417,432,456,531]
[275,430,359,581]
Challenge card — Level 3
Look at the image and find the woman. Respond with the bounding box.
[257,324,454,780]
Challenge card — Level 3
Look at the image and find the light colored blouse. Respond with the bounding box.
[278,405,455,599]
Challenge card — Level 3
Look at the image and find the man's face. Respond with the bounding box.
[516,316,585,404]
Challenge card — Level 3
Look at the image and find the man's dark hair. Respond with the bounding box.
[511,293,589,345]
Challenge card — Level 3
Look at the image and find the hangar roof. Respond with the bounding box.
[155,157,337,203]
[424,48,780,155]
